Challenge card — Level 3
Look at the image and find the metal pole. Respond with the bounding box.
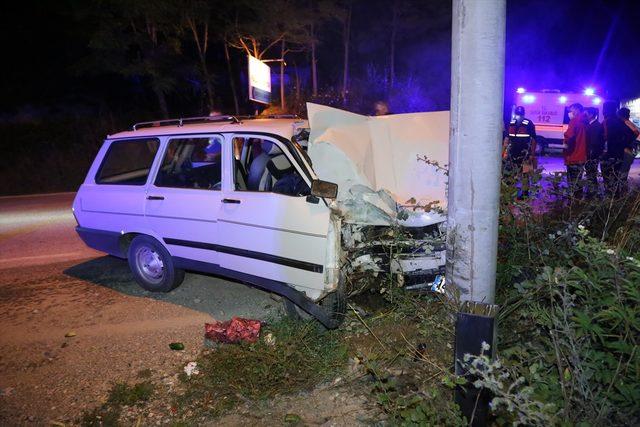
[448,1,506,424]
[447,0,506,304]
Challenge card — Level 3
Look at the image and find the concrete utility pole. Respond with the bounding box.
[447,0,506,304]
[447,0,506,424]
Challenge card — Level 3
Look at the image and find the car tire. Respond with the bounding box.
[127,235,185,292]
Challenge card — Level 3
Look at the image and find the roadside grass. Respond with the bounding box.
[173,318,349,419]
[80,381,154,426]
[344,291,467,426]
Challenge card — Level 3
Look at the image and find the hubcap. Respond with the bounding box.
[135,245,165,284]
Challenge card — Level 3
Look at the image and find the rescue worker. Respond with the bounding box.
[563,103,588,197]
[601,102,635,195]
[584,107,605,197]
[617,107,640,190]
[503,106,537,198]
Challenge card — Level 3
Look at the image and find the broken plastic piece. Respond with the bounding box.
[204,317,262,344]
[184,361,199,377]
[405,274,446,293]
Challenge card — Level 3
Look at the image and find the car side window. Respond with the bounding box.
[155,137,222,190]
[96,138,159,185]
[232,137,310,197]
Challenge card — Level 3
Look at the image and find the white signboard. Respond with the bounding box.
[248,55,271,104]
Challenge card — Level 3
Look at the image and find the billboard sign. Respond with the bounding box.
[248,55,271,104]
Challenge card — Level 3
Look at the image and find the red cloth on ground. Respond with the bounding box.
[205,317,262,344]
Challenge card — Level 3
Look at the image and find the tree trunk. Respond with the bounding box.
[188,18,214,112]
[152,82,169,119]
[224,42,240,115]
[294,61,301,107]
[280,39,286,111]
[200,60,214,112]
[341,3,352,106]
[389,0,398,90]
[311,23,318,97]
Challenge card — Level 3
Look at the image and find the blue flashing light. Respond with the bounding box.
[584,87,595,96]
[593,97,601,105]
[523,94,536,103]
[559,95,567,104]
[516,87,526,94]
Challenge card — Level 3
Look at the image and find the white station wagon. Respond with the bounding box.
[73,104,449,328]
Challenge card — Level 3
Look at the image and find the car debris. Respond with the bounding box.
[183,361,200,377]
[204,317,262,345]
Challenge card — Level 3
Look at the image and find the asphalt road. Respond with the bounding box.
[0,192,281,424]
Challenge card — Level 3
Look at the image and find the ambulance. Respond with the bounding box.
[513,88,603,154]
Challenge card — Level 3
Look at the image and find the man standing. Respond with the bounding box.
[563,103,588,197]
[617,107,639,188]
[602,102,635,195]
[503,105,536,198]
[584,107,605,196]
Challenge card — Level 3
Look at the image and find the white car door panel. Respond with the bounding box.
[217,134,330,297]
[144,135,223,264]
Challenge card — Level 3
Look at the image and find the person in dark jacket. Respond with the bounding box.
[584,107,605,196]
[601,102,635,195]
[617,107,640,189]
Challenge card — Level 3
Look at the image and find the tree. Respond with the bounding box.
[82,0,183,118]
[226,0,310,111]
[183,0,215,112]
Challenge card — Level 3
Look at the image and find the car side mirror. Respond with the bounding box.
[311,179,338,199]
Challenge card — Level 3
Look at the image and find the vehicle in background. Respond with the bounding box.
[512,88,604,154]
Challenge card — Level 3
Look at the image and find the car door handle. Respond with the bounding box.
[222,198,241,204]
[146,195,165,200]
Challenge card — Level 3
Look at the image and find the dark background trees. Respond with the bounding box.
[1,0,640,195]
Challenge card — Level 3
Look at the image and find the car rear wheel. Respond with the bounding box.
[127,235,185,292]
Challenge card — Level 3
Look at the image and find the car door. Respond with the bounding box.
[217,134,331,296]
[144,135,223,265]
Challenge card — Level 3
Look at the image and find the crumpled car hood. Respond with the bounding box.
[307,103,449,226]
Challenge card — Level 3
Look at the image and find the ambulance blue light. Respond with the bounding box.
[516,87,526,94]
[559,96,567,104]
[523,94,535,103]
[593,97,601,105]
[584,87,595,96]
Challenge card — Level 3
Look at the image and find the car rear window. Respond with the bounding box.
[95,138,159,185]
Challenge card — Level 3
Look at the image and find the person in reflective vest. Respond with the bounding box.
[503,105,537,198]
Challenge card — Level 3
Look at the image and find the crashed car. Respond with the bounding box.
[72,104,449,328]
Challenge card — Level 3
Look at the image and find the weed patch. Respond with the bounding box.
[80,381,154,426]
[174,318,348,418]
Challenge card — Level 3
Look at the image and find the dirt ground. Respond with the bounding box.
[0,257,282,425]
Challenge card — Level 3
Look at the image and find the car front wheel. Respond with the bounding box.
[127,235,185,292]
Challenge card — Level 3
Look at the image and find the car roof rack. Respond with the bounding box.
[132,114,301,131]
[132,115,241,131]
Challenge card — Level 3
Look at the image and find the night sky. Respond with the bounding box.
[2,0,640,116]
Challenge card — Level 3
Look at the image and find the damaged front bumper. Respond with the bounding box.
[340,222,446,295]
